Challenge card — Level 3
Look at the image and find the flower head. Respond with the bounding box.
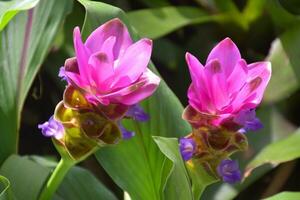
[63,18,160,106]
[179,138,196,161]
[217,159,241,184]
[38,116,64,139]
[186,38,271,124]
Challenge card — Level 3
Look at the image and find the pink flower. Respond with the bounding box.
[63,18,160,106]
[185,38,271,124]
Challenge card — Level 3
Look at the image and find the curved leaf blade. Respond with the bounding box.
[153,137,193,200]
[245,129,300,177]
[0,0,72,164]
[0,155,51,200]
[0,175,13,200]
[127,6,213,39]
[0,0,39,31]
[55,166,118,200]
[264,38,299,103]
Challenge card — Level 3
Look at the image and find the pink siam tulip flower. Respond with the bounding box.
[63,18,160,106]
[185,38,271,127]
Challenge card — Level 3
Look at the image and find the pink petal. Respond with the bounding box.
[246,61,272,104]
[100,36,116,62]
[204,59,229,112]
[64,57,87,87]
[232,62,271,110]
[73,27,91,85]
[227,59,248,94]
[185,52,211,112]
[85,18,132,58]
[188,84,207,112]
[206,38,241,77]
[88,52,114,92]
[99,69,160,105]
[112,39,152,88]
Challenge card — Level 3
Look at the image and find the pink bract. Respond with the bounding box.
[64,18,160,106]
[186,38,271,121]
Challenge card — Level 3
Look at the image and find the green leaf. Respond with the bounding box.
[153,137,217,200]
[55,166,118,200]
[0,155,51,200]
[76,1,205,199]
[0,0,72,164]
[242,0,266,23]
[0,175,13,200]
[263,192,300,200]
[245,129,300,177]
[127,6,213,39]
[267,0,300,31]
[0,0,39,31]
[264,38,299,103]
[153,137,193,200]
[187,161,217,199]
[278,0,300,15]
[280,25,300,81]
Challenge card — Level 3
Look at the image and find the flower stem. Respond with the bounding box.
[39,158,74,200]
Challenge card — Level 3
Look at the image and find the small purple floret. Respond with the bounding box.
[58,66,68,81]
[118,122,135,139]
[234,109,263,132]
[38,116,64,139]
[126,104,149,122]
[217,159,242,184]
[179,138,196,161]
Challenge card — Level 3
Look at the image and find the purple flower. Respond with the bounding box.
[179,138,196,161]
[38,116,64,139]
[118,122,135,139]
[58,66,68,81]
[234,109,263,133]
[126,104,149,122]
[217,159,241,184]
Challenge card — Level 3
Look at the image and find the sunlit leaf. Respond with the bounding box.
[0,0,72,164]
[0,175,13,200]
[0,0,39,31]
[263,191,300,200]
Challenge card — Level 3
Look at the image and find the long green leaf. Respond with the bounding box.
[0,155,51,200]
[245,129,300,177]
[280,25,300,80]
[153,137,193,200]
[0,0,39,31]
[127,6,213,39]
[264,192,300,200]
[264,38,299,103]
[75,1,206,199]
[55,166,118,200]
[0,0,72,164]
[0,175,13,200]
